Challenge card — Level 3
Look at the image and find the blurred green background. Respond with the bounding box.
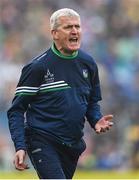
[1,170,139,179]
[0,0,139,179]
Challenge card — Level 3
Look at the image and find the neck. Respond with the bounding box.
[54,43,77,56]
[51,43,78,59]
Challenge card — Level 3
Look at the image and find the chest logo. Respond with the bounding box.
[83,69,88,78]
[44,69,54,83]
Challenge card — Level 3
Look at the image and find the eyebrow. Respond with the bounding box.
[64,24,80,28]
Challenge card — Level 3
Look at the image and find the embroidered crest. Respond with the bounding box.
[83,69,88,78]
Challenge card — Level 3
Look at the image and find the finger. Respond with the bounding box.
[16,165,24,171]
[96,130,101,134]
[14,155,27,170]
[14,156,19,168]
[105,126,110,131]
[98,129,108,134]
[108,121,114,126]
[14,157,23,170]
[19,155,24,165]
[23,164,30,169]
[95,127,101,134]
[16,164,29,171]
[105,123,113,131]
[101,127,107,132]
[104,122,113,130]
[104,114,114,121]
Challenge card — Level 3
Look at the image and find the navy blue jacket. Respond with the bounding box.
[7,44,102,151]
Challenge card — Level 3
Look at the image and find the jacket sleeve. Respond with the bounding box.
[86,62,103,129]
[7,62,44,151]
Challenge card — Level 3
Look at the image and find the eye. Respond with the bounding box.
[75,25,80,29]
[64,25,73,29]
[63,25,80,30]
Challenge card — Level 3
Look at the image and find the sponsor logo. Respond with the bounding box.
[44,69,54,83]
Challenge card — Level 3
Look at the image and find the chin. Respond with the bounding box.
[68,49,78,54]
[69,46,80,51]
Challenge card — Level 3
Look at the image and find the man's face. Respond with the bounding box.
[52,16,82,54]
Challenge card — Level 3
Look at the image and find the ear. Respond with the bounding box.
[51,30,59,40]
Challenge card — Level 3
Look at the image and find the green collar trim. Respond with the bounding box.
[51,43,78,59]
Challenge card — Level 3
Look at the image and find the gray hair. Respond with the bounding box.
[50,8,80,30]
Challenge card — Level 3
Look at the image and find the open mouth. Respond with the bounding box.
[69,37,78,43]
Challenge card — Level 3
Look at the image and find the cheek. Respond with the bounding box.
[60,34,69,43]
[79,31,82,37]
[58,33,67,41]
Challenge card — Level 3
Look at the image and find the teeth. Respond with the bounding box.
[69,38,78,42]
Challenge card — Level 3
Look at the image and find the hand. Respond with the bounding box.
[95,114,114,134]
[14,149,29,171]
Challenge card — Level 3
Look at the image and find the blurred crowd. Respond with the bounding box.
[0,0,139,171]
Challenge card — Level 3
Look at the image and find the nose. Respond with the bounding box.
[71,26,78,34]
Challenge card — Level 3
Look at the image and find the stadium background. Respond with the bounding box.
[0,0,139,178]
